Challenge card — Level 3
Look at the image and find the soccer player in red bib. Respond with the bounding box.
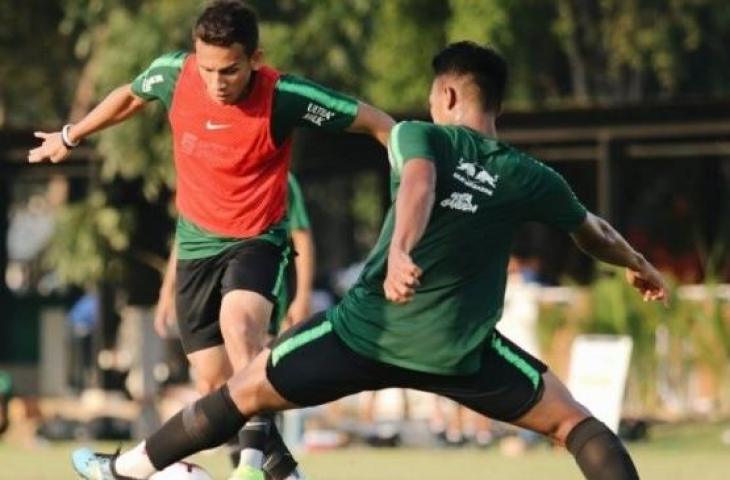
[29,2,393,479]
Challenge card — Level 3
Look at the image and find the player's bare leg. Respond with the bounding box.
[513,372,639,480]
[220,291,303,480]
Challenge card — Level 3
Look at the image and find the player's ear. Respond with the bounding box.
[249,48,263,70]
[446,86,457,111]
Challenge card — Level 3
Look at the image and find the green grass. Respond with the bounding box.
[2,421,729,479]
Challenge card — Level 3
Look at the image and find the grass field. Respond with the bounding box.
[2,421,729,479]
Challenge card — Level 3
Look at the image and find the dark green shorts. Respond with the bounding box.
[175,240,293,353]
[266,313,547,422]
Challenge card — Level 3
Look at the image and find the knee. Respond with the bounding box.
[550,412,591,445]
[227,374,267,416]
[194,373,228,395]
[532,398,590,445]
[193,366,231,395]
[220,312,264,345]
[227,359,274,416]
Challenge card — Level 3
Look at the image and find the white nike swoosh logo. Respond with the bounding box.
[205,120,232,130]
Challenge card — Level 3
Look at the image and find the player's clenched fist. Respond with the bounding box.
[384,247,422,304]
[625,262,669,306]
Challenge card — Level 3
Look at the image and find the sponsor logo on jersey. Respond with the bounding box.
[302,102,336,126]
[181,132,198,155]
[440,192,478,213]
[205,120,232,130]
[142,74,164,93]
[180,131,243,160]
[453,158,499,195]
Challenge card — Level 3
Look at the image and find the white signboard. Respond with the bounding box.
[567,335,633,433]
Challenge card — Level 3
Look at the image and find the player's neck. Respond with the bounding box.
[231,70,258,104]
[458,111,498,139]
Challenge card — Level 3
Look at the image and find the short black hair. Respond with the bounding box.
[432,41,508,113]
[194,0,259,55]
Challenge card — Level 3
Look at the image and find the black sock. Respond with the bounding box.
[239,413,274,454]
[227,435,241,468]
[566,417,640,480]
[263,425,299,480]
[146,385,247,470]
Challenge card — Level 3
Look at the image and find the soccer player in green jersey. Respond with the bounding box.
[72,42,666,480]
[277,174,316,331]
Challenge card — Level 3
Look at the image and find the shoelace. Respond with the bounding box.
[93,448,142,480]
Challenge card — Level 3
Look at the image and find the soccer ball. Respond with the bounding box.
[149,461,213,480]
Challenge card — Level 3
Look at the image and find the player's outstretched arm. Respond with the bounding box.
[384,159,436,304]
[570,212,668,305]
[28,84,147,163]
[347,101,396,148]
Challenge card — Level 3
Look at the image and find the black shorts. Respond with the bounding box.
[266,313,548,422]
[176,240,294,354]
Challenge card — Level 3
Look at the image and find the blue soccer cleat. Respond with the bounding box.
[72,447,138,480]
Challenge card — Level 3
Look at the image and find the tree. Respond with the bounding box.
[251,0,377,95]
[447,0,568,108]
[365,0,450,112]
[553,0,728,103]
[44,0,194,286]
[0,0,78,126]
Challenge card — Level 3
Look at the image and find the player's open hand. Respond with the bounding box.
[153,287,176,338]
[28,131,71,163]
[625,261,669,306]
[285,297,310,328]
[384,247,422,304]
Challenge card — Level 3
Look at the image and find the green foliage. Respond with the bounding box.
[9,0,730,127]
[0,0,77,126]
[44,190,133,285]
[365,0,449,111]
[553,0,730,103]
[577,266,730,413]
[252,0,377,93]
[677,282,730,409]
[583,266,671,408]
[448,0,565,107]
[90,1,201,199]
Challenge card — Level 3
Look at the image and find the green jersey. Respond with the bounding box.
[330,121,587,375]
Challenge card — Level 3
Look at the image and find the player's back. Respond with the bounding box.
[331,121,586,376]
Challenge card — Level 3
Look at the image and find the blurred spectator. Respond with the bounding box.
[429,397,494,448]
[498,256,541,357]
[495,256,544,451]
[359,390,409,447]
[67,291,99,391]
[0,370,12,436]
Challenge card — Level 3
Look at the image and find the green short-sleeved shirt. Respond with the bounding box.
[330,121,587,375]
[287,174,310,231]
[130,52,353,259]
